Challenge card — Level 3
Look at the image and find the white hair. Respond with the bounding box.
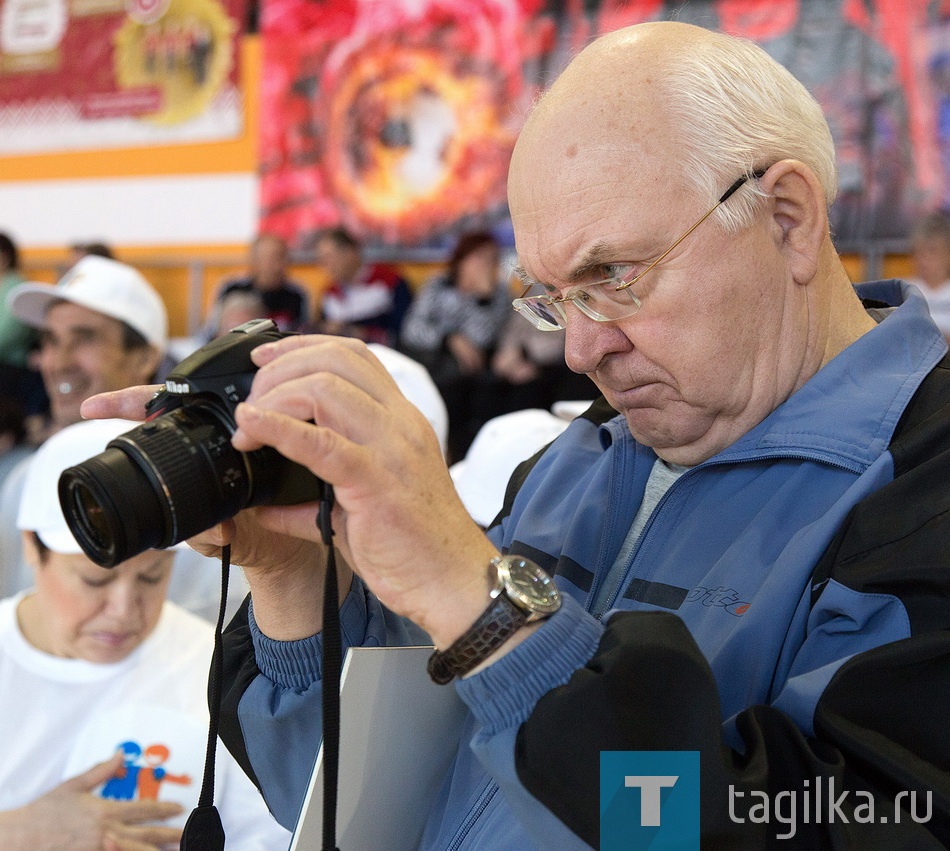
[655,30,838,232]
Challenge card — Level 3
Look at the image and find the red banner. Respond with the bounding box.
[0,0,246,153]
[259,0,950,249]
[258,0,549,250]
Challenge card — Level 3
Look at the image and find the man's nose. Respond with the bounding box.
[563,308,629,374]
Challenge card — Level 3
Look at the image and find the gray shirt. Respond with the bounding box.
[590,457,688,615]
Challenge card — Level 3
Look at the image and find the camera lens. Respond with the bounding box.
[59,445,168,567]
[60,399,324,568]
[59,404,256,567]
[73,481,110,550]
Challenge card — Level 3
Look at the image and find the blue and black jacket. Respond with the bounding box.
[220,281,950,849]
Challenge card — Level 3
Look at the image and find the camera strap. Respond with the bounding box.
[318,485,343,851]
[180,546,231,851]
[181,486,342,851]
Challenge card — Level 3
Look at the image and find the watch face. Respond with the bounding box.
[496,557,561,616]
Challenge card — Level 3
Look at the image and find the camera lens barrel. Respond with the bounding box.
[59,447,168,568]
[60,405,253,567]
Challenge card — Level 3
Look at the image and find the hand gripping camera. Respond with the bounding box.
[59,319,325,567]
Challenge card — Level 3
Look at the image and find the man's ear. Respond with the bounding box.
[758,159,827,286]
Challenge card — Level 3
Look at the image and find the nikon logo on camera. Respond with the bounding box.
[165,380,192,394]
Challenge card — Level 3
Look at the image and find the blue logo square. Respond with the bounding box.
[600,750,700,850]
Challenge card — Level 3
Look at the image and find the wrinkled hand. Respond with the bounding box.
[231,335,498,645]
[0,753,183,851]
[81,337,498,647]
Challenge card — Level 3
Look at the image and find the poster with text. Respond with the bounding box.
[0,0,246,153]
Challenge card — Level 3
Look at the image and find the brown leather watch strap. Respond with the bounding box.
[427,592,527,685]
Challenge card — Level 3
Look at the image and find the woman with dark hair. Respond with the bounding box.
[400,231,512,461]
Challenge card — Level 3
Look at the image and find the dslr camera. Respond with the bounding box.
[59,319,325,567]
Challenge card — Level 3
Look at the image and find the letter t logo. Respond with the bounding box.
[624,775,679,826]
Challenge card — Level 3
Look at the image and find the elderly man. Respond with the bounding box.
[86,21,950,850]
[314,226,412,346]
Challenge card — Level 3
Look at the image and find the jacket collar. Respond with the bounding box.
[600,281,948,472]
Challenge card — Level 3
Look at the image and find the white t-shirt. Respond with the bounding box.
[0,596,290,849]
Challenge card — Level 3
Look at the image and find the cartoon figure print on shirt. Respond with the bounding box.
[100,739,192,801]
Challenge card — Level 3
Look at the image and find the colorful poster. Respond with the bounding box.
[0,0,245,153]
[258,0,551,250]
[259,0,950,250]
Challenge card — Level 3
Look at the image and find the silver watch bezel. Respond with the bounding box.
[491,555,561,621]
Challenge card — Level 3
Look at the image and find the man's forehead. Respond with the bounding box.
[44,300,123,334]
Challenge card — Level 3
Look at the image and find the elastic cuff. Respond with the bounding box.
[249,600,325,689]
[249,574,362,689]
[456,594,603,736]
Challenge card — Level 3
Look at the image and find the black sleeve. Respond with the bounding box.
[515,611,950,849]
[215,595,263,791]
[514,359,950,849]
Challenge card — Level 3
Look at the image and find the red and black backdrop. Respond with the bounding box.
[258,0,950,253]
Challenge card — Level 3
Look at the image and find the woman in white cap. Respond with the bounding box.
[0,418,290,850]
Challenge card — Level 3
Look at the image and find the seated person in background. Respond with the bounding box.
[314,226,412,347]
[907,210,950,341]
[489,311,597,417]
[400,230,513,461]
[7,255,167,446]
[209,289,268,339]
[0,418,290,851]
[0,255,170,597]
[205,233,311,338]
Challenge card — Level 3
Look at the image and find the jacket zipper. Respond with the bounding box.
[446,781,498,851]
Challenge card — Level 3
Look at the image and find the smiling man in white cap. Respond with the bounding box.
[0,256,169,599]
[7,255,168,441]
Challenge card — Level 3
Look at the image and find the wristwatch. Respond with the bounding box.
[427,555,561,684]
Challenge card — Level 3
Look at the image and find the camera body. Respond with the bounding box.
[59,319,325,567]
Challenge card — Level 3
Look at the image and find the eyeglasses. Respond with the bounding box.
[511,170,766,331]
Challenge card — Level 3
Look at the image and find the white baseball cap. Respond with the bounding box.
[450,408,570,527]
[17,418,139,554]
[7,255,168,351]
